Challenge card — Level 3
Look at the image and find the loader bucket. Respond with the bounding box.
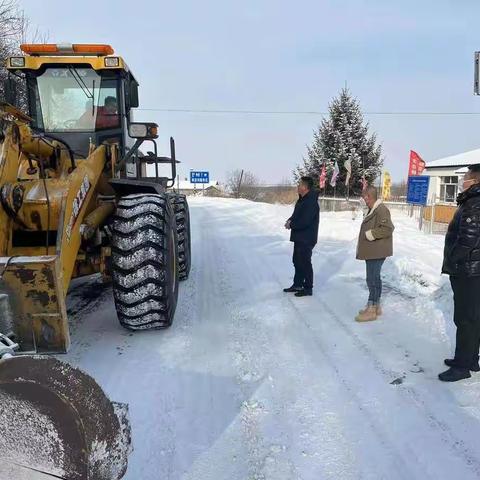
[0,255,70,353]
[0,355,132,479]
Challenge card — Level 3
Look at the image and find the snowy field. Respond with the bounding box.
[64,196,480,480]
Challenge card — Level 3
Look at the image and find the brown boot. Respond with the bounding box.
[355,306,378,322]
[359,305,382,315]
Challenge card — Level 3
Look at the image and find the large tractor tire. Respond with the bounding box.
[111,194,179,330]
[169,193,192,281]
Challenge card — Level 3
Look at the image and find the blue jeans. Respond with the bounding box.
[365,259,385,306]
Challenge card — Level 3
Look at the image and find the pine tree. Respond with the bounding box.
[295,88,383,196]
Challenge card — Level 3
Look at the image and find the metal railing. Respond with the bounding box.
[318,196,448,235]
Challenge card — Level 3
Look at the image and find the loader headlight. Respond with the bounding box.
[128,122,159,139]
[105,56,120,67]
[9,57,25,68]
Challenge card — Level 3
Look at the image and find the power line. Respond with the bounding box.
[136,108,480,116]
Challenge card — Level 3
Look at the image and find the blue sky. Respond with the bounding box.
[20,0,480,183]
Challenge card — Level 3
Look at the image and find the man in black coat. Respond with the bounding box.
[284,176,320,297]
[440,164,480,382]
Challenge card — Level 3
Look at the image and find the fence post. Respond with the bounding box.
[419,206,424,232]
[430,203,435,234]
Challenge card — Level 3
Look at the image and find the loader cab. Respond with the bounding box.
[7,44,141,161]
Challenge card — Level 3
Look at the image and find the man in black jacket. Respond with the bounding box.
[284,176,320,297]
[440,164,480,382]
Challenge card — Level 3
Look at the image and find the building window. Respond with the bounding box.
[440,176,458,203]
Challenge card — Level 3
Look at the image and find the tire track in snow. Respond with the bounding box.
[213,241,415,479]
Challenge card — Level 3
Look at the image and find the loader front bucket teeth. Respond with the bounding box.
[0,356,132,479]
[0,256,70,352]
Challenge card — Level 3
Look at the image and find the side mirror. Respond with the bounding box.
[4,78,18,106]
[128,122,158,139]
[130,81,139,108]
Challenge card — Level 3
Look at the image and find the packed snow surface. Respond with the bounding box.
[61,197,480,480]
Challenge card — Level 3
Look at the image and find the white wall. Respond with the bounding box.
[423,167,459,204]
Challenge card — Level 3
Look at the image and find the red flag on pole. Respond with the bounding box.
[319,163,327,189]
[409,150,426,176]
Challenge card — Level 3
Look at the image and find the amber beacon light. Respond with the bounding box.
[20,43,115,56]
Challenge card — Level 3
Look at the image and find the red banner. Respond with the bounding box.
[409,150,426,176]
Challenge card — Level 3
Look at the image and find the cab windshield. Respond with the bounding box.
[29,67,120,132]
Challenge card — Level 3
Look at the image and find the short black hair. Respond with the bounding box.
[468,164,480,182]
[300,176,314,190]
[104,96,117,106]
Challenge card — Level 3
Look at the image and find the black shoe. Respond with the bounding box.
[444,359,480,372]
[295,289,312,297]
[283,285,302,293]
[438,367,471,382]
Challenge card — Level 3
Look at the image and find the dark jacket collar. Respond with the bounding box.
[297,189,319,202]
[457,184,480,205]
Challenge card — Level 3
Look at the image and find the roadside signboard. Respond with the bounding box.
[190,171,209,184]
[407,175,430,206]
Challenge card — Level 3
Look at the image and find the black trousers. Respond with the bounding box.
[293,242,314,290]
[451,276,480,369]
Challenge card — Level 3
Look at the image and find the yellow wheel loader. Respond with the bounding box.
[0,43,191,478]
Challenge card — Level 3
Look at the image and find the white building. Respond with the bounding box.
[174,179,222,196]
[424,148,480,203]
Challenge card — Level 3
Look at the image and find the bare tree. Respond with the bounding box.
[390,180,408,202]
[226,169,260,200]
[0,0,47,111]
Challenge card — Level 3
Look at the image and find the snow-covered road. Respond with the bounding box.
[65,197,480,480]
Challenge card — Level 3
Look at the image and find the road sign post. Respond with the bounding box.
[407,176,430,232]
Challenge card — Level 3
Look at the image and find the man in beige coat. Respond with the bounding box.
[355,186,394,322]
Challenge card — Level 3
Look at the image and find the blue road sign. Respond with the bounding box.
[190,171,210,184]
[407,176,430,206]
